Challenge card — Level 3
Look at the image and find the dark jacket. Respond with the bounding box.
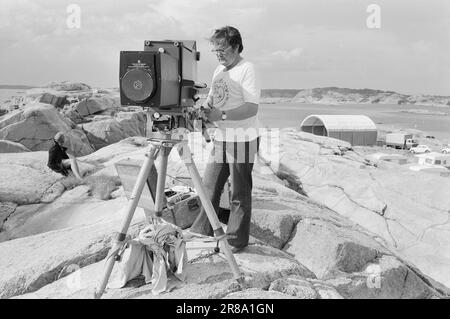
[48,140,69,174]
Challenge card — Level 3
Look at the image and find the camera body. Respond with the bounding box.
[119,40,201,115]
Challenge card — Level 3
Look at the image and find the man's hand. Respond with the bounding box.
[204,106,222,122]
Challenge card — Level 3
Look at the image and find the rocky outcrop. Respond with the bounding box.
[270,129,450,289]
[81,112,146,150]
[45,81,91,91]
[0,132,448,299]
[323,255,436,299]
[0,202,17,230]
[268,276,343,299]
[0,103,94,156]
[39,93,69,109]
[3,83,142,153]
[13,243,313,299]
[250,209,296,249]
[0,151,95,206]
[0,140,30,153]
[284,218,386,278]
[0,164,64,205]
[0,214,148,299]
[64,96,119,123]
[0,186,125,241]
[224,288,299,299]
[26,84,93,107]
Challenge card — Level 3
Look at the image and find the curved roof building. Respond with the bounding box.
[300,115,378,146]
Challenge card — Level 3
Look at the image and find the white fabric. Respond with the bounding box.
[107,239,153,289]
[207,59,262,142]
[107,223,187,295]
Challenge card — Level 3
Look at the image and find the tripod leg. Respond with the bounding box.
[154,146,171,217]
[176,143,243,281]
[94,144,160,299]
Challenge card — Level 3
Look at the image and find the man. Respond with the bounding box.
[47,132,81,178]
[189,26,261,253]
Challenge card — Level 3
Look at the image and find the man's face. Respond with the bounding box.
[211,41,240,67]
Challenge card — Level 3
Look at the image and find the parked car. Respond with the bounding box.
[442,147,450,154]
[410,145,431,154]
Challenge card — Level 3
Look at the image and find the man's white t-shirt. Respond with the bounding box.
[206,59,261,142]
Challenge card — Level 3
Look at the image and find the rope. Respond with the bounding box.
[187,249,220,264]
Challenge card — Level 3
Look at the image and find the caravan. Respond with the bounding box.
[409,152,450,173]
[416,152,450,168]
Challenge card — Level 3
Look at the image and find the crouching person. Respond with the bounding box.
[47,132,82,179]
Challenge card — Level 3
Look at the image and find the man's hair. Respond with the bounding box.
[209,26,243,53]
[54,131,65,143]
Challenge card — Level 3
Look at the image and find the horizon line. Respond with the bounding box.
[0,84,449,97]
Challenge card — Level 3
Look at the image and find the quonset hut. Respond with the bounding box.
[300,115,377,146]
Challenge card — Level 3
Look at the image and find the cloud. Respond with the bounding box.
[254,47,304,68]
[0,0,448,94]
[269,48,304,61]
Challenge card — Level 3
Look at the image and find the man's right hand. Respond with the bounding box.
[204,106,222,122]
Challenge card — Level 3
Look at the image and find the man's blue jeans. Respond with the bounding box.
[190,137,260,248]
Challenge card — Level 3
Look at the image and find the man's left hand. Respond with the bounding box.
[205,107,222,122]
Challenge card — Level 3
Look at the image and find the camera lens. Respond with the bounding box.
[121,69,154,102]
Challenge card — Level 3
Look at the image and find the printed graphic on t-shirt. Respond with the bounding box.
[211,78,229,108]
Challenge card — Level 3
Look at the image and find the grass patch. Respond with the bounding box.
[60,174,122,200]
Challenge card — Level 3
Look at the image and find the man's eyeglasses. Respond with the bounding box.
[211,46,232,55]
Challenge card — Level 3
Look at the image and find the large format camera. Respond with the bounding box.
[119,40,206,133]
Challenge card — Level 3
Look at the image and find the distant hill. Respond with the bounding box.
[3,83,448,107]
[262,87,450,107]
[0,85,37,90]
[261,89,301,98]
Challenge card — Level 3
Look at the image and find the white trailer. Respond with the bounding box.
[416,152,450,168]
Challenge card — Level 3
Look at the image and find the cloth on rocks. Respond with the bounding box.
[107,222,187,295]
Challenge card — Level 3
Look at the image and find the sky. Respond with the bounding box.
[0,0,449,95]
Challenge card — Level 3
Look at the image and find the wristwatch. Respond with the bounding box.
[221,111,227,121]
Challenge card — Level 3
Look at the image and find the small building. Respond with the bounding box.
[367,153,408,165]
[415,152,450,168]
[300,115,377,146]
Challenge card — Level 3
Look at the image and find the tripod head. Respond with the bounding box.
[145,104,213,143]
